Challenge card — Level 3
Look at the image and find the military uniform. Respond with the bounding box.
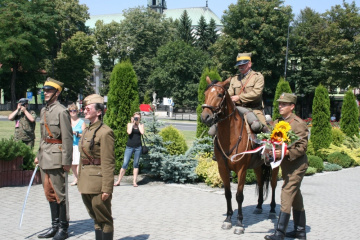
[36,78,73,240]
[11,109,36,148]
[77,94,115,240]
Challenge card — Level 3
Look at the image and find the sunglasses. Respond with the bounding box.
[69,110,78,113]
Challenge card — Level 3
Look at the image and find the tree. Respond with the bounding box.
[104,60,139,173]
[54,31,95,103]
[0,0,57,109]
[221,0,291,96]
[310,84,332,152]
[196,67,221,138]
[148,40,210,109]
[207,18,219,45]
[340,90,360,138]
[272,77,293,120]
[195,15,209,51]
[177,10,194,44]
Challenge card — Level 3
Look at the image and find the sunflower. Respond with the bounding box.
[274,121,291,132]
[270,129,290,143]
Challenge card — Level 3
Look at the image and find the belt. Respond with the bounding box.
[43,138,62,144]
[82,159,101,165]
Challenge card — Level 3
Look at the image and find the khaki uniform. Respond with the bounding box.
[10,110,36,148]
[274,113,309,214]
[228,70,266,125]
[37,101,73,203]
[78,120,115,233]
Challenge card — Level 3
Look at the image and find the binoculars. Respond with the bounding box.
[18,98,28,106]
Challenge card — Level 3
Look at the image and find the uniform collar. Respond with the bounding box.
[45,101,59,112]
[88,120,102,130]
[282,113,295,121]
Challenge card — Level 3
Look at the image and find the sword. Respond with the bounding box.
[19,164,39,229]
[65,171,70,221]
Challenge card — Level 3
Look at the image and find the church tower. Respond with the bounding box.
[148,0,167,14]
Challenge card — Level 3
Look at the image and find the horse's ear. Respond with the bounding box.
[223,77,231,88]
[206,76,211,84]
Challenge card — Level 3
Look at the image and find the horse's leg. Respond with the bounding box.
[253,166,264,214]
[218,162,233,230]
[233,166,247,235]
[269,167,279,219]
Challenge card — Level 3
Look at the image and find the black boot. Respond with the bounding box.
[52,202,69,240]
[38,202,59,238]
[286,210,306,239]
[102,231,113,240]
[264,211,290,240]
[95,229,103,240]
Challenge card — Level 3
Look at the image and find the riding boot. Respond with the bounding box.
[102,231,113,240]
[38,202,59,238]
[286,210,306,239]
[95,229,103,240]
[52,202,69,240]
[264,211,290,240]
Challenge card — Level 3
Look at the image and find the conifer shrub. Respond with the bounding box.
[306,140,315,156]
[272,77,292,120]
[231,169,257,184]
[195,153,222,187]
[331,128,345,147]
[159,125,188,155]
[327,152,353,168]
[0,138,35,170]
[323,162,342,171]
[318,143,360,165]
[343,135,360,149]
[310,84,332,152]
[340,90,360,138]
[196,67,222,138]
[307,155,324,172]
[305,167,316,176]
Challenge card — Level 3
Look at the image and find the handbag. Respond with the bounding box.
[141,135,149,154]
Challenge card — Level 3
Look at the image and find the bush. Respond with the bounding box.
[306,140,315,156]
[231,169,257,184]
[195,153,222,187]
[272,77,292,120]
[159,125,188,155]
[327,152,353,168]
[343,135,360,149]
[305,167,317,176]
[331,128,345,147]
[318,143,360,166]
[0,138,35,170]
[307,155,324,172]
[340,90,360,138]
[323,162,342,171]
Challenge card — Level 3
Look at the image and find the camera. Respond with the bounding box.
[18,98,28,107]
[134,117,139,121]
[74,131,79,137]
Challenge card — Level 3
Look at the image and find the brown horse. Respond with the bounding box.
[200,76,279,235]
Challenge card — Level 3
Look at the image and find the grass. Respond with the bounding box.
[180,130,197,148]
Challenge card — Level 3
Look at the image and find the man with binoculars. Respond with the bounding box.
[8,98,37,148]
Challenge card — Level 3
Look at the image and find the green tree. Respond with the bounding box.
[221,0,291,95]
[148,40,210,109]
[310,84,332,152]
[177,10,194,44]
[93,20,122,95]
[159,125,188,155]
[340,90,360,138]
[0,0,57,109]
[207,18,219,45]
[272,77,292,120]
[195,15,209,51]
[54,31,95,102]
[104,60,139,172]
[196,67,221,138]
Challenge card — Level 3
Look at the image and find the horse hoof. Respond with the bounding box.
[268,212,277,219]
[253,208,263,214]
[221,222,232,230]
[233,226,244,235]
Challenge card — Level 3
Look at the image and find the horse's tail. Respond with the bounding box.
[256,164,271,200]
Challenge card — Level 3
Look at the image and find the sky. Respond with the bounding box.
[79,0,357,19]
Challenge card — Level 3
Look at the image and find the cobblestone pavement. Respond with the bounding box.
[1,167,359,240]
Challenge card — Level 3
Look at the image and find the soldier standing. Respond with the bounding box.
[34,78,73,240]
[264,93,308,240]
[77,94,115,240]
[8,98,36,148]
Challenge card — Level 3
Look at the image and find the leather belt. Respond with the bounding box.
[43,138,62,144]
[82,159,101,165]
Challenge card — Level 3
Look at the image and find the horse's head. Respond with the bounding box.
[201,76,231,126]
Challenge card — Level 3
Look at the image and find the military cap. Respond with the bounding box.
[18,98,29,104]
[42,77,64,91]
[235,53,252,66]
[83,94,104,106]
[276,92,297,104]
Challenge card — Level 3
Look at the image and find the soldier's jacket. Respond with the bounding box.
[274,113,309,165]
[228,70,264,109]
[11,110,36,141]
[37,101,73,169]
[77,120,115,194]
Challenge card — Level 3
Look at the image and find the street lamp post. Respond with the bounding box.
[274,7,291,79]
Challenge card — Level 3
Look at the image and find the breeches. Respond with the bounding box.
[280,162,308,213]
[40,168,66,203]
[81,193,113,233]
[253,109,266,126]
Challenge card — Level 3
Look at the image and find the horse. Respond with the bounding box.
[200,76,279,235]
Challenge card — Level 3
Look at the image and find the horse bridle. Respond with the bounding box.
[201,84,235,124]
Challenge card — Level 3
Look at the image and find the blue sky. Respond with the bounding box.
[79,0,356,18]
